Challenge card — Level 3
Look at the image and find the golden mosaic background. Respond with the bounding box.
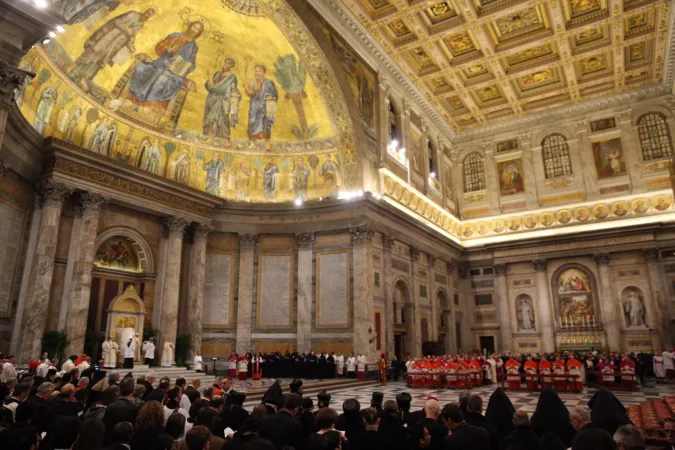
[342,0,670,130]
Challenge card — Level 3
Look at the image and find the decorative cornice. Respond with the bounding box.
[595,253,610,266]
[296,232,314,249]
[76,192,108,216]
[162,217,189,235]
[350,225,374,244]
[0,59,34,110]
[312,0,455,140]
[661,2,675,88]
[617,109,633,123]
[239,234,258,249]
[37,179,73,207]
[533,259,547,272]
[50,155,212,217]
[193,223,212,240]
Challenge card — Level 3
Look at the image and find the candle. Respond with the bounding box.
[582,315,586,328]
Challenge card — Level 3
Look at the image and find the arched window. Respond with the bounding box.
[638,112,673,160]
[542,133,572,178]
[463,152,486,192]
[388,100,398,142]
[428,140,438,176]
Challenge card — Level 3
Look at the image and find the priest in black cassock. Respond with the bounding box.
[307,352,318,379]
[318,353,327,379]
[327,353,336,379]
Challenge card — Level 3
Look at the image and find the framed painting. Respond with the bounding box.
[497,158,525,196]
[592,138,626,179]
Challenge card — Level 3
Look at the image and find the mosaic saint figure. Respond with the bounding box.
[15,57,38,107]
[89,118,117,156]
[203,57,241,146]
[138,139,162,174]
[291,157,310,200]
[71,8,156,91]
[235,162,251,198]
[33,82,60,136]
[203,158,225,196]
[60,102,83,143]
[319,154,340,196]
[52,0,133,25]
[172,152,190,185]
[263,158,279,200]
[127,21,204,109]
[500,161,522,195]
[246,65,278,151]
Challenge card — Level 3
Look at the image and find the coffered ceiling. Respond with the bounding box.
[337,0,672,131]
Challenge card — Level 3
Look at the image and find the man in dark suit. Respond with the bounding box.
[441,403,489,450]
[463,395,499,450]
[502,410,543,450]
[259,393,305,450]
[44,384,84,425]
[145,379,169,403]
[102,378,139,446]
[420,399,448,450]
[350,407,391,450]
[136,374,154,400]
[184,377,201,404]
[103,421,134,450]
[25,381,54,433]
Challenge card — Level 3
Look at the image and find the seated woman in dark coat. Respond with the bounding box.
[530,386,576,448]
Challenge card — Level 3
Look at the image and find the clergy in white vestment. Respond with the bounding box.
[134,333,141,362]
[161,341,175,367]
[487,355,497,383]
[346,354,356,379]
[102,336,118,368]
[61,356,76,375]
[357,353,367,380]
[335,354,344,377]
[654,355,665,379]
[77,357,91,376]
[193,353,203,372]
[1,356,17,383]
[143,338,156,366]
[124,338,135,369]
[37,361,50,378]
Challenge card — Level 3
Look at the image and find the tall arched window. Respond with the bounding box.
[638,112,673,160]
[428,140,438,176]
[463,152,486,192]
[542,133,572,178]
[388,100,398,143]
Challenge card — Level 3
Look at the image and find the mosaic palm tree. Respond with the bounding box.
[274,54,318,140]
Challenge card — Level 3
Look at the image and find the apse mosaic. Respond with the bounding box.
[18,0,359,201]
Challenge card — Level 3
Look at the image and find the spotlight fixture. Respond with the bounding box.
[41,38,50,44]
[34,0,48,9]
[56,25,65,33]
[294,197,303,206]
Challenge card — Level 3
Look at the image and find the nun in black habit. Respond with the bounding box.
[530,386,577,448]
[485,387,515,441]
[587,388,632,435]
[261,380,283,415]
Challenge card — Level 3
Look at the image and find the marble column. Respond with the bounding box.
[64,193,108,356]
[494,264,513,352]
[644,249,672,348]
[377,73,391,164]
[296,232,314,354]
[458,263,473,351]
[152,224,170,329]
[518,133,539,209]
[410,248,423,358]
[534,260,555,353]
[447,263,457,354]
[574,119,600,200]
[596,253,620,351]
[351,226,376,362]
[0,60,35,150]
[382,235,395,358]
[617,109,644,192]
[235,234,257,355]
[188,223,210,359]
[18,180,73,362]
[159,217,188,356]
[428,256,439,342]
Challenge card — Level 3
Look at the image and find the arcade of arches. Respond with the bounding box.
[1,0,675,365]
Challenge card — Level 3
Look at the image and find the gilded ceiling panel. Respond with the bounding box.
[337,0,670,130]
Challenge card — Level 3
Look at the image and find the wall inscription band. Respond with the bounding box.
[316,250,350,328]
[203,252,234,328]
[257,254,294,329]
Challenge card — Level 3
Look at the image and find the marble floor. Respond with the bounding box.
[243,380,675,413]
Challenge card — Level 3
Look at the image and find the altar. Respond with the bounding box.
[105,285,146,362]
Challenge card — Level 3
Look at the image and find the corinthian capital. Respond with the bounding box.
[76,192,109,216]
[296,232,314,249]
[0,59,35,110]
[350,225,373,244]
[193,223,212,240]
[382,234,395,252]
[574,119,589,132]
[595,253,610,266]
[617,109,633,123]
[162,217,189,234]
[239,233,258,249]
[37,180,73,207]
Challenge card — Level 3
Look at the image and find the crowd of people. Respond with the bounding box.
[0,352,673,450]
